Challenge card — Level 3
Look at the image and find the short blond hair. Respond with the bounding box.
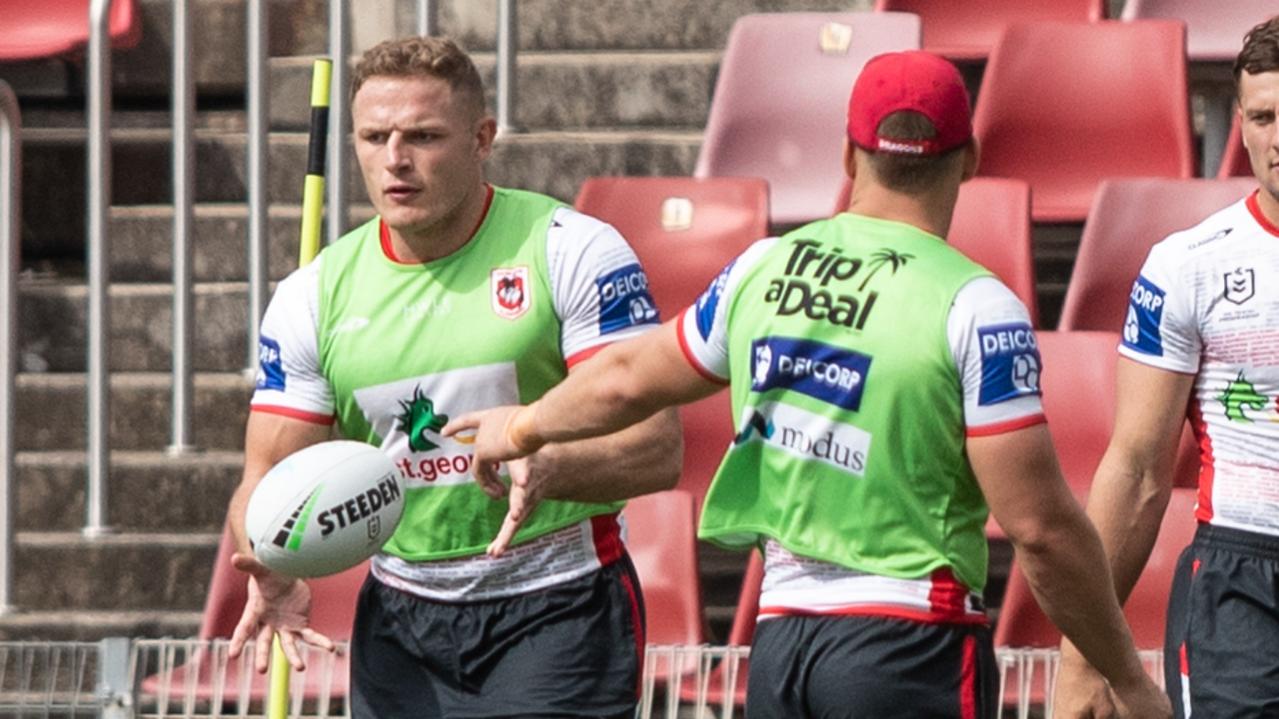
[352,36,485,117]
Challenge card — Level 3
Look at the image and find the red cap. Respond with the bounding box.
[847,50,972,156]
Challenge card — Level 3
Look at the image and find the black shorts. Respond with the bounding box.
[746,614,997,719]
[1164,524,1279,719]
[349,556,646,719]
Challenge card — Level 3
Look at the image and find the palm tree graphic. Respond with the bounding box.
[857,249,914,291]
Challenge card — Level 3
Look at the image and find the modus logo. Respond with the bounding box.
[735,402,871,476]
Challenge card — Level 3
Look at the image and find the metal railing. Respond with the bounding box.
[170,0,195,454]
[0,79,20,614]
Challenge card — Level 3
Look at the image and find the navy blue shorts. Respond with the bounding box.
[1164,524,1279,718]
[349,556,645,719]
[746,614,997,719]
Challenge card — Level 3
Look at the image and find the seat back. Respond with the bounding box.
[994,487,1199,649]
[624,490,704,647]
[1121,0,1275,60]
[973,20,1194,222]
[874,0,1104,60]
[0,0,141,61]
[830,178,1038,323]
[1217,113,1254,179]
[1059,178,1257,332]
[1037,332,1120,504]
[695,12,921,226]
[575,176,767,501]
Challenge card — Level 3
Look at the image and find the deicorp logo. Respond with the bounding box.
[695,260,736,340]
[1122,275,1166,356]
[597,263,658,334]
[256,336,285,391]
[977,322,1042,406]
[734,402,871,476]
[750,337,872,411]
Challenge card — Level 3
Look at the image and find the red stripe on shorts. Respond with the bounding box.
[618,567,646,699]
[959,634,977,719]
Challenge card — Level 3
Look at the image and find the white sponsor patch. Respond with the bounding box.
[737,401,871,477]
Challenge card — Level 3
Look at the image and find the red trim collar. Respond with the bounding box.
[1246,190,1279,238]
[379,184,496,264]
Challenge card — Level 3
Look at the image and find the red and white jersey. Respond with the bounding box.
[1120,191,1279,536]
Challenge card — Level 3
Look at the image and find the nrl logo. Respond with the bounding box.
[1223,267,1255,306]
[491,266,531,320]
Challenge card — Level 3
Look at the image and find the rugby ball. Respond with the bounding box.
[245,440,404,578]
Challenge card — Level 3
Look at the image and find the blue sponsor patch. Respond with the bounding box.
[977,322,1041,406]
[695,260,736,341]
[256,336,285,391]
[1121,274,1166,356]
[749,337,872,411]
[597,263,659,334]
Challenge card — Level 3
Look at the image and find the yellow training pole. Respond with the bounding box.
[268,57,331,719]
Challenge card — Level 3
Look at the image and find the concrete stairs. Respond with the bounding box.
[1,0,1027,645]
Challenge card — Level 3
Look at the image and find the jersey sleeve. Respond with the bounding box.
[249,260,335,424]
[677,238,778,382]
[547,207,662,367]
[948,276,1047,436]
[1117,241,1201,374]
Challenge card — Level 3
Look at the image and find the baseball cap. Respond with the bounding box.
[847,50,972,156]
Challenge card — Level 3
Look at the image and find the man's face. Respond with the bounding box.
[1239,69,1279,201]
[352,74,494,237]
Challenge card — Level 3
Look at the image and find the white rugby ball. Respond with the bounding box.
[245,440,404,578]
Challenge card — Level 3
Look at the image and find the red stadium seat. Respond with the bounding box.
[1120,0,1274,61]
[1059,178,1256,332]
[973,20,1194,222]
[1217,113,1254,179]
[624,490,705,651]
[994,487,1200,651]
[832,177,1038,324]
[695,12,921,226]
[679,550,763,706]
[0,0,141,61]
[575,176,768,501]
[873,0,1104,61]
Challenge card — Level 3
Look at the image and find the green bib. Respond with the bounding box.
[316,187,622,561]
[699,213,993,590]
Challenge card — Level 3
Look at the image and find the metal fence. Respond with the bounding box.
[0,642,1164,719]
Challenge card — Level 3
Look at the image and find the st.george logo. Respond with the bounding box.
[491,267,531,320]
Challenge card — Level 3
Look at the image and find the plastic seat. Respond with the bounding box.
[973,20,1194,222]
[994,487,1200,651]
[873,0,1104,61]
[624,490,705,650]
[575,176,767,501]
[1120,0,1274,61]
[678,550,763,706]
[1217,113,1253,179]
[1060,178,1257,332]
[695,12,921,226]
[832,177,1038,324]
[0,0,141,61]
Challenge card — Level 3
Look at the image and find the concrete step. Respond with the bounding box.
[14,532,219,612]
[16,373,251,452]
[16,451,242,534]
[20,281,251,373]
[0,610,203,642]
[21,128,700,258]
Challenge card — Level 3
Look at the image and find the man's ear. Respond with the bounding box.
[961,138,980,181]
[843,138,857,183]
[475,116,497,161]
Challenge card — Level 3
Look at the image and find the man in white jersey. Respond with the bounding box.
[447,51,1168,718]
[223,36,681,718]
[1055,15,1279,719]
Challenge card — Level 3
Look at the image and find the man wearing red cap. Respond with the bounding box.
[446,51,1169,717]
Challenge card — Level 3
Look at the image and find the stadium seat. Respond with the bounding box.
[575,176,768,501]
[1059,178,1257,332]
[1120,0,1273,61]
[1217,113,1254,179]
[972,20,1195,222]
[0,0,141,61]
[872,0,1104,61]
[994,487,1200,650]
[832,177,1038,324]
[694,12,921,226]
[679,550,763,706]
[624,490,705,651]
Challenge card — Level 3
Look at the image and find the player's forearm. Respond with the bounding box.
[1013,505,1150,691]
[536,409,683,503]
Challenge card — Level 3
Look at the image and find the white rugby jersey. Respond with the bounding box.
[1120,191,1279,536]
[251,201,659,600]
[679,237,1046,620]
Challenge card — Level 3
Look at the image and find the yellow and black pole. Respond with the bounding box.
[268,57,331,719]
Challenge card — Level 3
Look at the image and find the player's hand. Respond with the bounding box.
[227,553,335,673]
[1052,653,1118,718]
[486,455,549,558]
[1108,674,1171,719]
[444,405,543,499]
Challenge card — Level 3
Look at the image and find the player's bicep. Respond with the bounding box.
[1106,357,1196,478]
[951,278,1046,435]
[1118,247,1200,373]
[968,423,1076,543]
[250,264,335,420]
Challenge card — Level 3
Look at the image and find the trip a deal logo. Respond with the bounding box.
[750,337,872,411]
[763,239,913,330]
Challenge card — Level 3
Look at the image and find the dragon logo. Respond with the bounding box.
[1218,371,1268,423]
[395,387,449,452]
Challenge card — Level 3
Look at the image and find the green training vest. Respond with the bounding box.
[699,213,993,591]
[316,187,622,561]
